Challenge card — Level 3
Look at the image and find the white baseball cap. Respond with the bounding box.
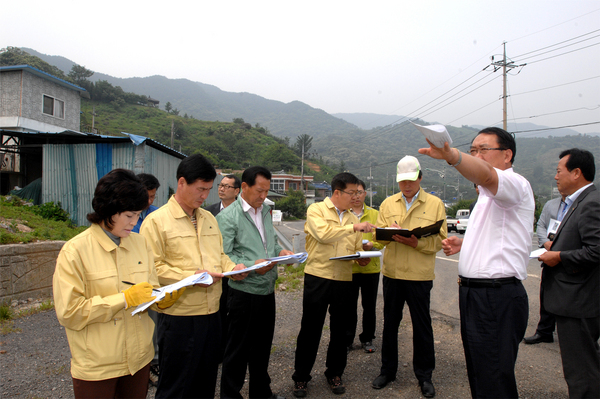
[396,156,421,182]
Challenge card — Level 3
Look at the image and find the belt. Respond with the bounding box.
[458,276,519,288]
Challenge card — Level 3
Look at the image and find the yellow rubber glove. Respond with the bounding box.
[123,282,156,308]
[157,287,187,309]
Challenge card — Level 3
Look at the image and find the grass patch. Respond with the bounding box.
[1,320,21,335]
[16,299,54,318]
[0,305,12,321]
[0,196,87,244]
[276,261,306,291]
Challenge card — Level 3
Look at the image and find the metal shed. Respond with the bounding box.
[1,129,186,226]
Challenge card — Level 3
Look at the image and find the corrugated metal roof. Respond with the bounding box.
[0,129,187,159]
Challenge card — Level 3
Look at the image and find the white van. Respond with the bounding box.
[456,209,470,218]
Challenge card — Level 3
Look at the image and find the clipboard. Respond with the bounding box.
[375,219,444,241]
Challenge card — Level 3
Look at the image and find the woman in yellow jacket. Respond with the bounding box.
[53,169,183,399]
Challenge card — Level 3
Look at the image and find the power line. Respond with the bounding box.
[512,29,600,59]
[510,121,600,134]
[508,8,600,43]
[513,35,600,63]
[509,75,600,97]
[524,41,600,65]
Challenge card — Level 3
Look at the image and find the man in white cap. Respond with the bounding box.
[371,155,447,398]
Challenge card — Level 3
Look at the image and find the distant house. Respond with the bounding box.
[311,181,332,202]
[270,171,315,204]
[0,65,186,226]
[0,65,89,133]
[147,96,160,107]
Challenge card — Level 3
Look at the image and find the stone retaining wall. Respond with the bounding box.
[0,241,65,304]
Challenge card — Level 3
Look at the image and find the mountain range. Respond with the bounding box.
[23,48,595,140]
[15,48,600,198]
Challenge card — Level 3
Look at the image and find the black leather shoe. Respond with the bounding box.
[372,374,395,389]
[420,381,436,398]
[523,333,553,344]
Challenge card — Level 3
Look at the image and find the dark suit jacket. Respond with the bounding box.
[206,202,222,217]
[542,185,600,318]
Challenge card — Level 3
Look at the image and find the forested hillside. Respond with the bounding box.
[3,47,599,204]
[21,47,360,139]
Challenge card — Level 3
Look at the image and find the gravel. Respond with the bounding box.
[1,289,568,399]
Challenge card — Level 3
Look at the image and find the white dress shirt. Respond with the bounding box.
[459,167,535,280]
[240,196,266,244]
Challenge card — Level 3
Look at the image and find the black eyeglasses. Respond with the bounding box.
[218,184,236,190]
[469,147,507,156]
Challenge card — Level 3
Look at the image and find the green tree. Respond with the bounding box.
[275,189,307,219]
[0,47,69,81]
[294,134,313,156]
[165,102,172,113]
[68,64,94,87]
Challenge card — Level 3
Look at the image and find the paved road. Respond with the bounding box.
[276,221,548,335]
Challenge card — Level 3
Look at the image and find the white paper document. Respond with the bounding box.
[530,248,547,259]
[411,122,453,148]
[131,272,213,316]
[330,251,382,261]
[223,252,309,276]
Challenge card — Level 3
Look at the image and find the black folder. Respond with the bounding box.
[375,219,444,240]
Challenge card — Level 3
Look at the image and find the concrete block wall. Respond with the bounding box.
[0,241,65,304]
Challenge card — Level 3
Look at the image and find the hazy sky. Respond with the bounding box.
[3,1,599,134]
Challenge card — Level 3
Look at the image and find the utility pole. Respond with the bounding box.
[386,172,388,198]
[300,142,305,193]
[488,42,525,130]
[91,106,96,133]
[367,164,374,207]
[170,120,175,149]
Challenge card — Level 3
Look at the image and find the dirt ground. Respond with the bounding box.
[0,288,568,399]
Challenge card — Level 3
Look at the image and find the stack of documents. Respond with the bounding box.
[131,272,213,315]
[223,252,309,276]
[411,121,452,148]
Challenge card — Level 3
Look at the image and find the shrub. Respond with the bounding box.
[33,202,71,222]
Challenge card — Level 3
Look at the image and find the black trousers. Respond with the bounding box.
[346,272,380,347]
[535,278,556,337]
[380,277,435,383]
[221,289,276,399]
[218,279,230,363]
[555,315,600,398]
[459,280,528,399]
[155,312,221,399]
[293,274,352,382]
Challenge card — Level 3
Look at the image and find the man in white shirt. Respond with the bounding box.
[419,127,535,398]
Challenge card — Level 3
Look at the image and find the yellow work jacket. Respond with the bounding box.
[352,204,384,274]
[140,195,237,316]
[376,190,447,281]
[53,223,157,381]
[304,197,364,281]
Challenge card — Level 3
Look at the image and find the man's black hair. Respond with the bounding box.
[137,173,161,191]
[357,179,366,190]
[242,166,271,187]
[224,174,241,189]
[475,127,516,164]
[176,154,217,184]
[331,172,360,192]
[559,148,596,182]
